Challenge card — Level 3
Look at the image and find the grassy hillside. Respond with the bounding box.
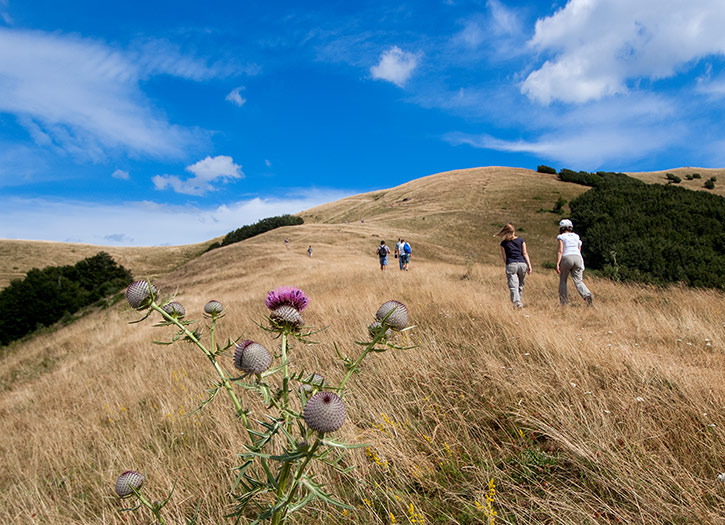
[300,167,589,267]
[0,238,214,289]
[627,167,725,196]
[0,167,723,524]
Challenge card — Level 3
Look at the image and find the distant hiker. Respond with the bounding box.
[556,219,593,306]
[377,241,390,271]
[307,245,312,257]
[395,238,404,270]
[401,239,412,271]
[285,238,289,248]
[495,223,532,309]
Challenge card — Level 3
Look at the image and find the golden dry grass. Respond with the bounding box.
[1,167,724,524]
[627,167,725,197]
[0,238,215,289]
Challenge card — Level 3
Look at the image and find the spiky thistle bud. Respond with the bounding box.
[375,300,409,331]
[367,321,391,339]
[126,281,158,310]
[303,392,346,433]
[299,373,324,394]
[265,286,309,312]
[162,301,186,319]
[270,305,305,329]
[115,470,145,498]
[233,340,273,374]
[204,300,224,316]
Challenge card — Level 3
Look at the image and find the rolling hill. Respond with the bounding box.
[0,166,723,524]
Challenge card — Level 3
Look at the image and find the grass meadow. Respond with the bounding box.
[0,167,723,524]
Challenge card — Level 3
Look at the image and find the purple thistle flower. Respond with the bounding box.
[126,281,158,310]
[233,340,273,374]
[270,305,305,330]
[375,300,409,331]
[115,470,145,497]
[304,392,346,433]
[265,286,309,312]
[204,300,224,316]
[162,301,186,319]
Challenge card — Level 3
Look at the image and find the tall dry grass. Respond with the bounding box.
[1,233,723,524]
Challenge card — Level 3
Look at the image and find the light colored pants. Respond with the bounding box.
[506,262,528,305]
[559,255,591,304]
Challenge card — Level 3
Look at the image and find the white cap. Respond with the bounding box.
[559,219,573,228]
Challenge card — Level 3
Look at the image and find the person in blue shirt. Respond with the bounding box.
[401,239,412,271]
[495,223,532,308]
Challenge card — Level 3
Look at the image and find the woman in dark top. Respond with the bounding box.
[495,223,532,308]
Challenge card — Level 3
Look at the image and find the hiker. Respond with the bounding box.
[395,238,404,270]
[376,241,390,271]
[495,223,532,309]
[285,238,289,249]
[401,239,412,271]
[556,219,593,306]
[307,245,312,257]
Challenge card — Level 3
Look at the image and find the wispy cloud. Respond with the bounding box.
[0,190,352,246]
[225,86,246,107]
[445,121,682,169]
[131,38,259,81]
[153,155,243,196]
[0,28,254,161]
[111,169,130,180]
[371,46,420,87]
[522,0,725,104]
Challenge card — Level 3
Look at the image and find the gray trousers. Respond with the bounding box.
[506,262,528,305]
[559,255,591,304]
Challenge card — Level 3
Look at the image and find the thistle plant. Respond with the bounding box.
[117,280,414,524]
[115,470,175,525]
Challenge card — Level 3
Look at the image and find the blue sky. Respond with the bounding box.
[2,0,725,246]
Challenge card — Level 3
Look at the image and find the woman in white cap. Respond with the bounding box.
[556,219,593,306]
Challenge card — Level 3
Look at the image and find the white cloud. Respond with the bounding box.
[0,28,241,160]
[445,123,681,168]
[522,0,725,104]
[0,190,352,246]
[111,169,130,180]
[226,86,246,107]
[371,46,420,87]
[265,159,272,167]
[153,155,243,196]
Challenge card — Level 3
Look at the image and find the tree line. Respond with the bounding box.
[206,214,304,252]
[0,252,132,346]
[548,168,725,289]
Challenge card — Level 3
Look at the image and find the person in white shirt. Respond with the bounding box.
[395,238,404,270]
[556,219,593,306]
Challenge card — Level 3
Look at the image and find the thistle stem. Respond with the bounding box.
[134,491,167,525]
[338,328,389,393]
[148,303,259,436]
[280,331,291,429]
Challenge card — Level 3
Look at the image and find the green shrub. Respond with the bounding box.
[552,196,567,214]
[537,165,557,174]
[693,173,702,179]
[704,179,715,190]
[569,178,725,289]
[207,215,304,252]
[666,173,681,183]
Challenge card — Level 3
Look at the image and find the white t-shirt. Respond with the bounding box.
[557,232,582,257]
[396,241,404,254]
